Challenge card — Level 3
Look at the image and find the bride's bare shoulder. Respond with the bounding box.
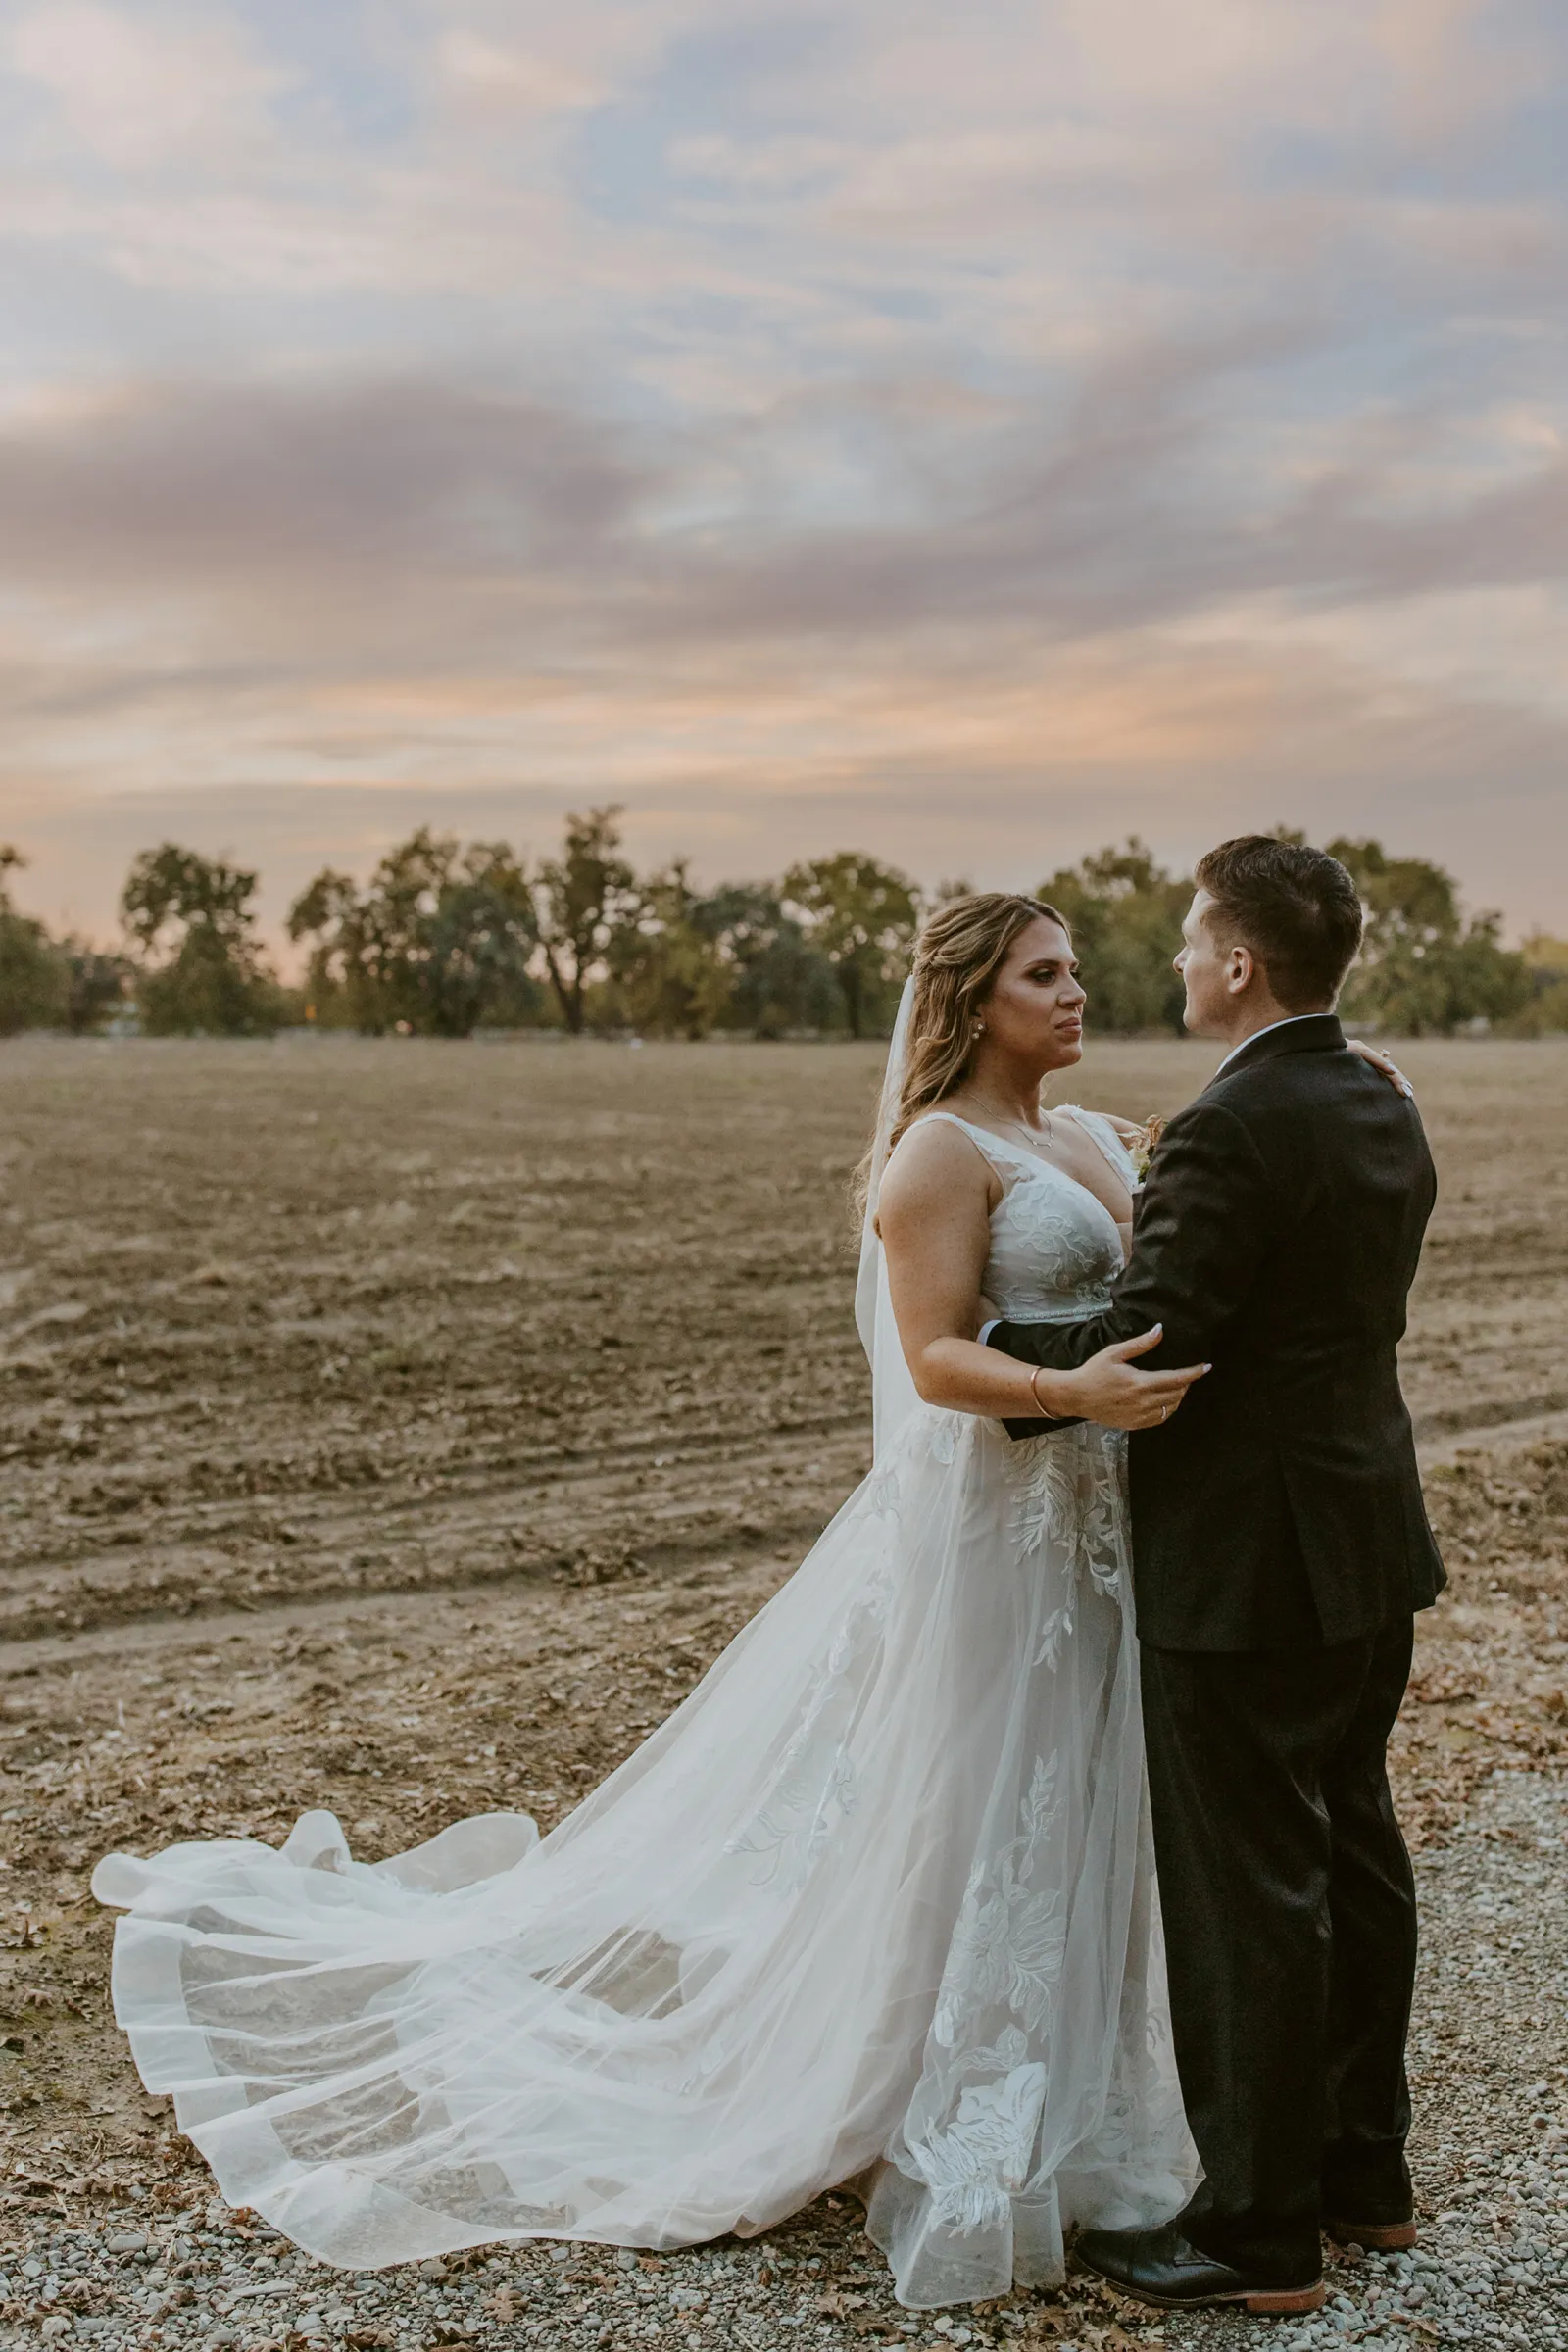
[877,1113,994,1227]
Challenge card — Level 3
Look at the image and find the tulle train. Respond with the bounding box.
[94,1408,1194,2307]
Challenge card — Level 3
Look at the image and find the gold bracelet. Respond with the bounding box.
[1029,1365,1055,1419]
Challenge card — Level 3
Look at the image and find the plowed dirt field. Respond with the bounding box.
[2,1033,1567,2329]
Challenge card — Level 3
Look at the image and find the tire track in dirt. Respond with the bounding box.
[0,1417,871,1642]
[4,1394,1560,1667]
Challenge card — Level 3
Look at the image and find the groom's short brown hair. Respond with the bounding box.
[1195,836,1363,1011]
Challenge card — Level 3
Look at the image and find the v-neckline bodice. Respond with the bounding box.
[917,1107,1131,1250]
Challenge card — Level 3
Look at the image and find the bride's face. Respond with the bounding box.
[977,916,1086,1069]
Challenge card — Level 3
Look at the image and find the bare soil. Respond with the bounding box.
[2,1032,1567,2337]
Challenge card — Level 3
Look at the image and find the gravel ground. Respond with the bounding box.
[1171,1763,1568,2351]
[1,1761,1564,2352]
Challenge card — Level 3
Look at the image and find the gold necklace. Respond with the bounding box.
[967,1097,1057,1152]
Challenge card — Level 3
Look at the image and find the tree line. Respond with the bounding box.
[2,812,1564,1042]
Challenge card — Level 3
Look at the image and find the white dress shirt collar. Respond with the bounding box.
[1214,1012,1328,1074]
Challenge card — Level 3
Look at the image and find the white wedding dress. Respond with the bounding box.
[93,1087,1195,2310]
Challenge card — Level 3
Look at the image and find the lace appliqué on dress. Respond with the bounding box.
[1003,1427,1131,1666]
[723,1562,895,1891]
[933,1759,1066,2048]
[984,1151,1118,1323]
[953,1115,1133,1663]
[904,2039,1049,2233]
[726,1410,971,1889]
[905,1760,1068,2232]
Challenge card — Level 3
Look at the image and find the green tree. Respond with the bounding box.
[780,853,920,1038]
[535,807,641,1035]
[1523,932,1568,977]
[609,861,730,1038]
[424,841,544,1033]
[1508,935,1568,1036]
[288,829,542,1036]
[689,885,842,1038]
[1327,839,1532,1035]
[0,848,69,1035]
[1038,838,1190,1034]
[337,827,452,1033]
[62,941,131,1033]
[122,845,284,1036]
[287,865,378,1029]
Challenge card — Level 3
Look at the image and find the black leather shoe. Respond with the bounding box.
[1074,2222,1327,2315]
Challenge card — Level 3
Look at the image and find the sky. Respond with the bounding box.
[2,0,1567,951]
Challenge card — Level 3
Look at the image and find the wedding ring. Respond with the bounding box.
[1158,1404,1168,1422]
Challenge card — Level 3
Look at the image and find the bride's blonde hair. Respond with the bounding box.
[856,890,1070,1212]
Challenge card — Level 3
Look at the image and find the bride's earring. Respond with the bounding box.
[972,1019,985,1039]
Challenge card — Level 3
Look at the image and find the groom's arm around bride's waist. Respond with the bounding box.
[985,1096,1271,1436]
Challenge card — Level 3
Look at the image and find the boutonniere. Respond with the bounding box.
[1129,1115,1165,1187]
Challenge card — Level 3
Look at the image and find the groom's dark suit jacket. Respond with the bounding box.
[990,1014,1446,1650]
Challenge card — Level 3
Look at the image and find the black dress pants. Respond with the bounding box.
[1139,1614,1417,2282]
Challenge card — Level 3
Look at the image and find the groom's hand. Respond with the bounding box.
[1061,1325,1209,1430]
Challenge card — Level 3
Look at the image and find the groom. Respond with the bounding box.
[988,835,1444,2316]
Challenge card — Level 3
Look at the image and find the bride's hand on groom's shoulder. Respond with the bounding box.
[1347,1039,1415,1098]
[1060,1325,1209,1431]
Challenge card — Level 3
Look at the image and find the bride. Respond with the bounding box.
[92,892,1216,2311]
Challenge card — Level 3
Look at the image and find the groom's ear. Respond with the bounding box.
[1227,942,1257,995]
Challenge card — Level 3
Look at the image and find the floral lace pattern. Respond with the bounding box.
[920,1106,1127,1329]
[723,1560,895,1890]
[1003,1426,1132,1662]
[926,1109,1138,1638]
[905,2038,1049,2232]
[933,1759,1066,2049]
[898,1763,1069,2240]
[864,1112,1191,2305]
